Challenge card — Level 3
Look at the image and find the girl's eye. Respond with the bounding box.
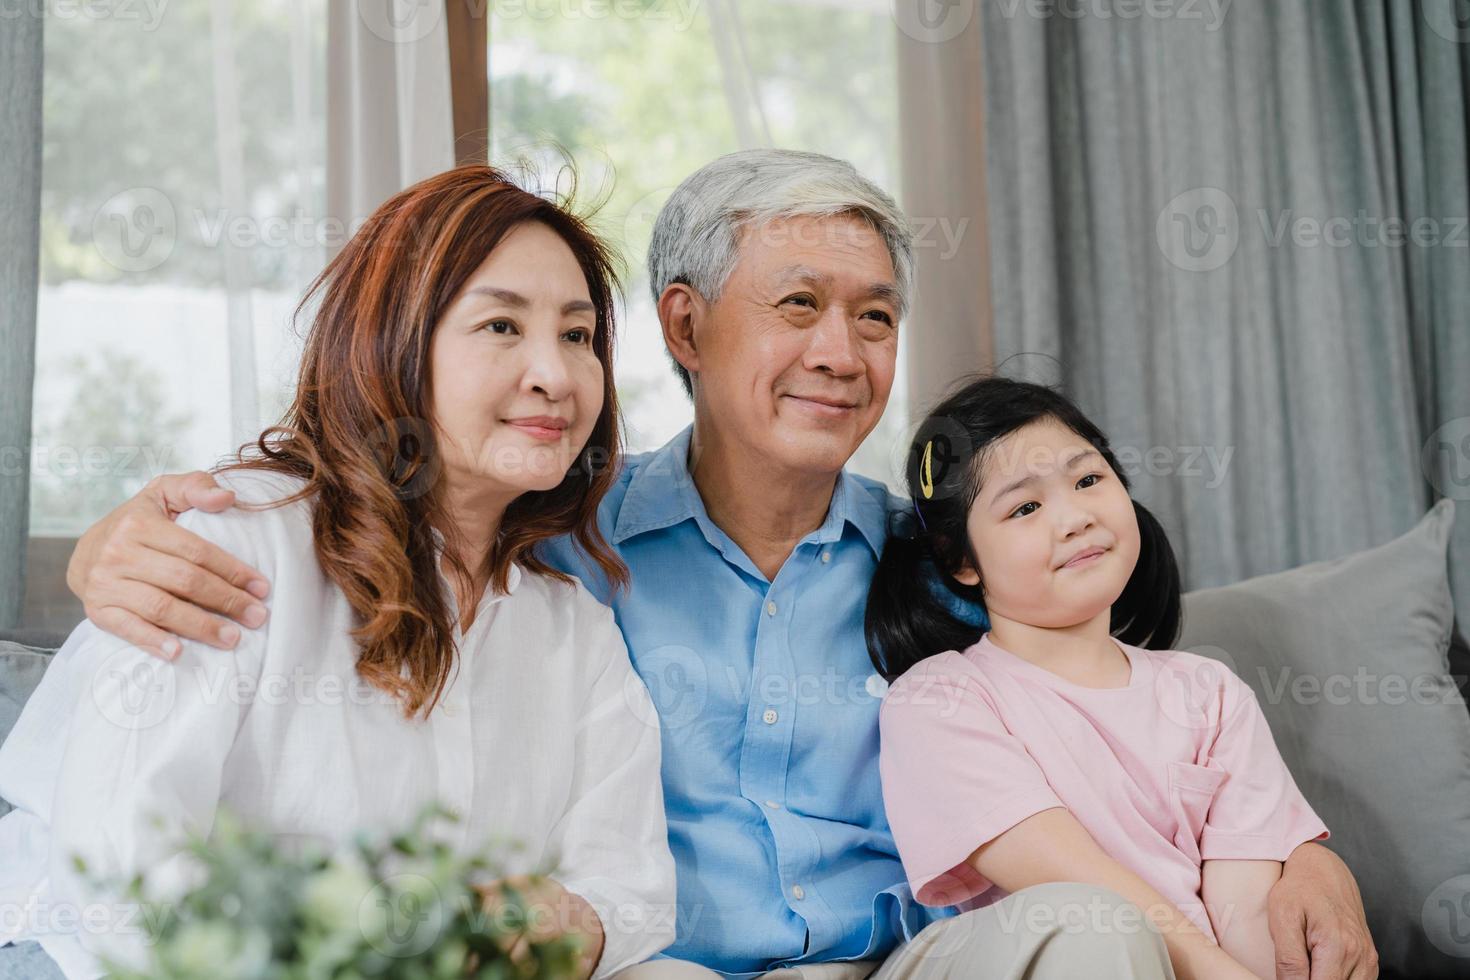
[1078,473,1102,489]
[1008,501,1039,519]
[483,319,517,335]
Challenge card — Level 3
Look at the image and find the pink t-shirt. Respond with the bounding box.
[878,633,1328,938]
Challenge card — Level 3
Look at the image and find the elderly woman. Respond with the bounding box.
[0,167,675,979]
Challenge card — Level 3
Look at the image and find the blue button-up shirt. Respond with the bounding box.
[541,426,955,976]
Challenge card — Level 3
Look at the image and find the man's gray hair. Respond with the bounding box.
[647,148,914,396]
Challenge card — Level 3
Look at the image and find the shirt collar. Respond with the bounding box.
[429,524,523,604]
[613,424,887,557]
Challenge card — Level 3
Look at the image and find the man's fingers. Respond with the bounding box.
[112,580,242,650]
[143,552,270,629]
[150,471,231,516]
[1270,905,1311,980]
[87,605,183,662]
[145,520,271,606]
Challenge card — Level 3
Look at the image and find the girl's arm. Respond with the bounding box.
[968,807,1258,980]
[1202,859,1282,979]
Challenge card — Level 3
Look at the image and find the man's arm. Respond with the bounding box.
[1267,842,1378,980]
[67,472,271,659]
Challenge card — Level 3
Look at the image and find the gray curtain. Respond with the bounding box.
[964,0,1470,621]
[0,10,43,629]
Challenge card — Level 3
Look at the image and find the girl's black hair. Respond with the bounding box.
[865,375,1181,683]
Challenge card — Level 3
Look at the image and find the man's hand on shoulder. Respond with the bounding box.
[67,471,272,661]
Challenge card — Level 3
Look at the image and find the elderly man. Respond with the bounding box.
[59,149,1376,979]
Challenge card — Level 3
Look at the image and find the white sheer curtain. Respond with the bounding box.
[326,0,455,258]
[28,1,455,549]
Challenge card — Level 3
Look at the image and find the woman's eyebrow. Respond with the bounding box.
[465,286,594,315]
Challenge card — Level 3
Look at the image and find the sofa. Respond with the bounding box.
[2,501,1467,978]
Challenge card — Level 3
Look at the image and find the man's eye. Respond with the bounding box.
[862,310,895,325]
[782,294,817,308]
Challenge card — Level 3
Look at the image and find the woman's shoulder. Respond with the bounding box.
[159,469,318,598]
[512,569,618,631]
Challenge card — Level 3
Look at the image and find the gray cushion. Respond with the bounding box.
[1177,499,1470,978]
[0,639,58,818]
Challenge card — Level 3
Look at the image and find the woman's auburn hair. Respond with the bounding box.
[222,164,629,719]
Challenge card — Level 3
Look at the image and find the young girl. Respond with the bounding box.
[866,376,1328,980]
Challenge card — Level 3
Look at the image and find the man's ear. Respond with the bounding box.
[658,283,702,381]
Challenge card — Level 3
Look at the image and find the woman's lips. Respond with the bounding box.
[504,419,567,442]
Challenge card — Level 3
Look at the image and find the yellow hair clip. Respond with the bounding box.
[919,439,935,499]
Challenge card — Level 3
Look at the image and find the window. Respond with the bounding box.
[29,0,907,541]
[31,0,325,536]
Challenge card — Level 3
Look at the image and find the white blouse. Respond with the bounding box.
[0,470,675,979]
